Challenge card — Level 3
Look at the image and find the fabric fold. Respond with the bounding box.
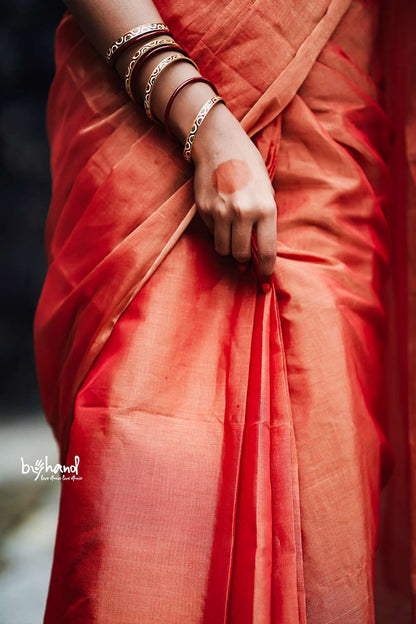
[35,0,353,466]
[34,0,416,621]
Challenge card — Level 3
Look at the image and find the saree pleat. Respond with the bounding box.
[33,0,416,621]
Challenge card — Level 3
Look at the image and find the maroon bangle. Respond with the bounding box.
[129,43,189,102]
[108,31,174,67]
[164,77,219,139]
[135,43,189,75]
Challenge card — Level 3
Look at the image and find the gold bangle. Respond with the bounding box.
[106,23,171,66]
[124,38,181,102]
[143,55,199,122]
[183,96,225,162]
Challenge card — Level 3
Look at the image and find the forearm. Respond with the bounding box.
[63,1,277,279]
[62,0,218,142]
[62,0,163,57]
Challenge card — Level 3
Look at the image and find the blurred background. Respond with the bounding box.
[1,1,65,622]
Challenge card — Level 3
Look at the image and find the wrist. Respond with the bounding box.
[168,81,218,144]
[112,34,229,159]
[127,48,217,143]
[190,102,239,165]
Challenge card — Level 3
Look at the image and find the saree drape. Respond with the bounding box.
[33,0,416,621]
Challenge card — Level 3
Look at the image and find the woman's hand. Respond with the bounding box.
[61,1,277,281]
[191,103,277,280]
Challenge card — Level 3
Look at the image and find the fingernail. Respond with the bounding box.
[260,281,271,293]
[258,273,273,293]
[259,279,272,293]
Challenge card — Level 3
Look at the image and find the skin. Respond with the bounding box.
[63,0,277,279]
[212,159,251,195]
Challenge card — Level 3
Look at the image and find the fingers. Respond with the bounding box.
[196,192,277,279]
[231,218,252,264]
[211,198,231,255]
[255,208,277,277]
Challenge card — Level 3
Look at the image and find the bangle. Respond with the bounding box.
[105,23,172,66]
[135,42,191,78]
[143,55,199,122]
[164,77,218,138]
[124,38,182,102]
[183,96,225,162]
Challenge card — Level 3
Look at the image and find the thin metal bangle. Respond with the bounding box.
[164,77,218,138]
[124,38,182,102]
[143,55,199,123]
[106,23,171,66]
[183,96,226,162]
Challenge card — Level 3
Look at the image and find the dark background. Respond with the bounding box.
[1,1,65,416]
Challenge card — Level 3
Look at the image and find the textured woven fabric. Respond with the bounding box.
[34,0,416,621]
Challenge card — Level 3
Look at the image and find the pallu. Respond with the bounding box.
[33,0,416,622]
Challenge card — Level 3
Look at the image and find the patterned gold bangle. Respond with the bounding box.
[124,38,181,102]
[183,96,225,162]
[105,23,170,66]
[143,55,199,122]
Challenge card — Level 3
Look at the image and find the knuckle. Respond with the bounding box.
[258,200,277,217]
[197,202,211,215]
[231,202,252,220]
[213,202,229,219]
[229,195,246,210]
[230,198,276,221]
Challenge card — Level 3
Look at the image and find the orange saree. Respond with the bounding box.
[33,0,416,622]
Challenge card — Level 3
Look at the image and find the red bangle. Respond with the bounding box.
[125,39,186,101]
[135,43,190,75]
[129,44,190,103]
[130,43,189,102]
[144,55,199,123]
[164,77,219,138]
